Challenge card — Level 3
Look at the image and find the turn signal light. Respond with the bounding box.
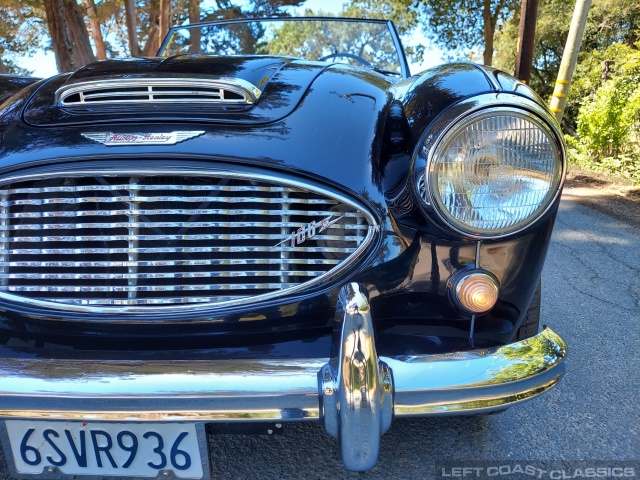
[449,270,499,314]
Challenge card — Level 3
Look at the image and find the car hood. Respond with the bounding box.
[22,55,329,126]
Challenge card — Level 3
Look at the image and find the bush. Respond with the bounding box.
[569,43,640,184]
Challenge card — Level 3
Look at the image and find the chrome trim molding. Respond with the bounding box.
[319,283,393,471]
[389,327,566,416]
[0,328,565,422]
[56,78,262,106]
[0,320,566,472]
[0,327,564,419]
[0,358,324,422]
[0,168,377,316]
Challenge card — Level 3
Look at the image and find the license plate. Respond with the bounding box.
[2,420,210,479]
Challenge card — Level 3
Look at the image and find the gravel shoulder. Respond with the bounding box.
[563,166,640,228]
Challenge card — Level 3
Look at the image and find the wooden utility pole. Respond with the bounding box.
[549,0,592,123]
[514,0,539,83]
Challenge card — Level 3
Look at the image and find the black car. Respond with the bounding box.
[0,17,566,477]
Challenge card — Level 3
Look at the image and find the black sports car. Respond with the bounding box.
[0,17,566,477]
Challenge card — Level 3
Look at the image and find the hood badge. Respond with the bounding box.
[82,131,205,146]
[275,215,344,248]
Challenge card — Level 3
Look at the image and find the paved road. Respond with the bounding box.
[0,196,638,479]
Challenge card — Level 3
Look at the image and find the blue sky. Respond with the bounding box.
[15,0,443,77]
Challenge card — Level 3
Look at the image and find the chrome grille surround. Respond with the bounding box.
[0,169,376,315]
[56,78,262,107]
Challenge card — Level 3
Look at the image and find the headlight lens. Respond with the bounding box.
[426,109,563,236]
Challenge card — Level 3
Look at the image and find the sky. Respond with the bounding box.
[15,0,444,78]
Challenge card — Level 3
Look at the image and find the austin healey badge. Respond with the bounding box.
[81,131,205,146]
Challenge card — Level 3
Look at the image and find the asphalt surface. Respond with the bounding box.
[0,195,638,479]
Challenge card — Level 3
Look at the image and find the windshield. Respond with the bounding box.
[161,18,406,77]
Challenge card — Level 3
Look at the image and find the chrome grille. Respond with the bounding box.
[0,172,374,313]
[57,78,261,107]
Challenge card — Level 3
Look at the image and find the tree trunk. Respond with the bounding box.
[124,0,140,56]
[482,0,493,65]
[188,0,201,54]
[142,4,160,56]
[83,0,107,60]
[159,0,172,51]
[0,59,6,74]
[44,0,96,72]
[142,25,160,56]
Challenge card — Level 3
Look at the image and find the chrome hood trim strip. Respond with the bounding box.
[56,77,262,106]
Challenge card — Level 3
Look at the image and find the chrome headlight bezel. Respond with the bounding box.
[414,95,566,239]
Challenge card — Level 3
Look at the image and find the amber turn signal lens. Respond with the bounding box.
[451,271,499,314]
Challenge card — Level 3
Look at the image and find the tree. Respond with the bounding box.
[415,0,520,65]
[582,0,640,50]
[0,0,46,75]
[159,0,172,48]
[138,0,305,58]
[83,0,107,59]
[141,0,161,56]
[494,0,572,98]
[44,0,95,72]
[188,0,201,54]
[567,43,640,182]
[493,0,640,130]
[255,0,421,68]
[1,0,312,76]
[170,0,306,57]
[124,0,140,56]
[345,0,419,38]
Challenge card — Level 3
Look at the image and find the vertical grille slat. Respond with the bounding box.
[0,173,374,313]
[0,191,8,289]
[127,177,139,301]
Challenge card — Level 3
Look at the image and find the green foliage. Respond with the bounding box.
[576,78,634,157]
[258,14,405,72]
[415,0,520,63]
[567,43,640,184]
[257,0,422,69]
[493,0,640,184]
[493,0,640,131]
[582,0,640,51]
[344,0,424,61]
[567,144,640,184]
[345,0,418,34]
[493,0,573,100]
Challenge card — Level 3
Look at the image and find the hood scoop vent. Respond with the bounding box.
[56,78,262,107]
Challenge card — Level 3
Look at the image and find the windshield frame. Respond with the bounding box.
[158,17,411,79]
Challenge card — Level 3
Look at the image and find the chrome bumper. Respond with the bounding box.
[0,284,566,471]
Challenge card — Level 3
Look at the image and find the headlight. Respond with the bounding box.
[423,108,563,237]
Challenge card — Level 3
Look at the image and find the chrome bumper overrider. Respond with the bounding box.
[0,284,567,471]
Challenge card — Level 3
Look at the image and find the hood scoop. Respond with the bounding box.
[22,56,328,127]
[57,77,262,107]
